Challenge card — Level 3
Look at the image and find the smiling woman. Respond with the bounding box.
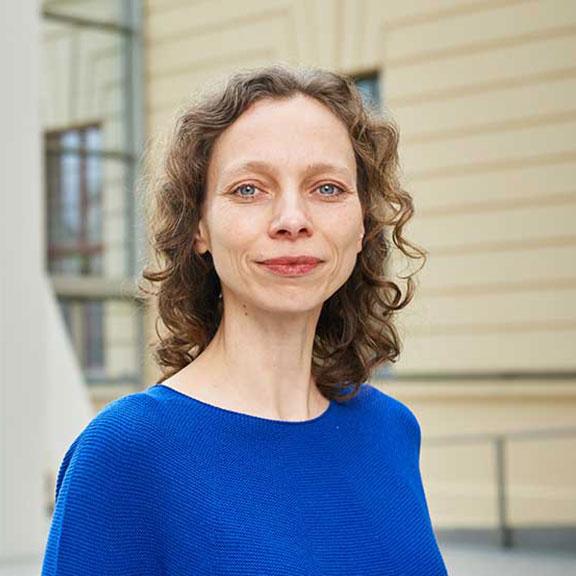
[141,65,427,407]
[41,65,448,576]
[190,93,365,337]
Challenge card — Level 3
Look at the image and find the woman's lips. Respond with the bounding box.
[259,256,322,265]
[257,261,322,276]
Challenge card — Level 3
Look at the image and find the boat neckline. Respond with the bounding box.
[151,383,336,426]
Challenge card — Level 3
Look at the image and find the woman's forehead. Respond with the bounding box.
[219,160,355,183]
[208,95,356,182]
[226,95,349,139]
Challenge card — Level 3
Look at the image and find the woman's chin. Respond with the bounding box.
[245,292,324,315]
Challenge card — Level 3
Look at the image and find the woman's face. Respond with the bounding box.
[196,94,365,314]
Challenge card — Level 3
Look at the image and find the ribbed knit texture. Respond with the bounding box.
[41,382,448,575]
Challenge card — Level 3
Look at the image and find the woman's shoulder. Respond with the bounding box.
[356,382,422,435]
[56,388,165,494]
[56,390,161,498]
[346,381,416,413]
[80,386,163,444]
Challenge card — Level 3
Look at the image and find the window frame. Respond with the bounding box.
[44,122,104,276]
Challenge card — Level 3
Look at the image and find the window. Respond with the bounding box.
[45,125,103,275]
[59,299,105,376]
[42,1,144,389]
[353,72,382,113]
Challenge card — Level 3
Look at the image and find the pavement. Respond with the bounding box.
[440,542,576,576]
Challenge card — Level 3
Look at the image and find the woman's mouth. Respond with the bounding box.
[256,256,324,277]
[258,262,322,276]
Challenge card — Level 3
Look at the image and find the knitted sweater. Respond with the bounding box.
[41,382,448,575]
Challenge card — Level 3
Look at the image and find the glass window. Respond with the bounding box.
[84,300,105,371]
[42,1,144,390]
[45,125,104,275]
[354,72,382,113]
[57,297,140,384]
[58,298,105,376]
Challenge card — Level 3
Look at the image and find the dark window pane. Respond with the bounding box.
[56,298,105,374]
[45,125,103,276]
[61,151,81,239]
[84,300,105,371]
[354,73,381,112]
[56,297,140,386]
[86,129,103,246]
[58,299,72,334]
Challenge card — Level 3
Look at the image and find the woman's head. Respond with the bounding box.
[141,64,426,401]
[195,93,364,316]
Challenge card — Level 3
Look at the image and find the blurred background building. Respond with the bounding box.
[42,0,145,409]
[1,0,575,574]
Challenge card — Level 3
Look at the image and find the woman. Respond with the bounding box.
[41,65,448,575]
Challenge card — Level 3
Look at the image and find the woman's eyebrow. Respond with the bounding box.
[220,160,354,182]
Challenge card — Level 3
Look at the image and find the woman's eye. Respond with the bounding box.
[232,184,259,198]
[231,182,346,199]
[316,183,344,197]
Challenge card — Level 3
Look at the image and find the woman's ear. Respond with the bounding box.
[356,227,365,254]
[194,219,210,255]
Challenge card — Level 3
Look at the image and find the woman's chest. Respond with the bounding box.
[156,444,447,575]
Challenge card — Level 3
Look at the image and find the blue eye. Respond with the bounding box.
[231,182,346,200]
[317,183,344,196]
[233,184,258,198]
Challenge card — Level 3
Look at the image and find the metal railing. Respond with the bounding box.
[423,426,576,549]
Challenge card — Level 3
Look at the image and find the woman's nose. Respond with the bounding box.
[268,187,313,239]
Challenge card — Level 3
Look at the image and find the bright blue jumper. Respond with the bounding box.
[42,382,448,575]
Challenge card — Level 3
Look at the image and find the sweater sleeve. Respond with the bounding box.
[394,398,442,527]
[41,402,163,575]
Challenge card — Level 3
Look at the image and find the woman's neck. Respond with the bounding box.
[166,299,328,421]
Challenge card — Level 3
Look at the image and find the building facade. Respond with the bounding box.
[37,0,576,552]
[42,0,145,411]
[143,0,576,547]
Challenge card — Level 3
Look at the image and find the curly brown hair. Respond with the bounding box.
[140,64,426,403]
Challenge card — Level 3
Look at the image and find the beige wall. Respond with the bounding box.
[144,0,576,532]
